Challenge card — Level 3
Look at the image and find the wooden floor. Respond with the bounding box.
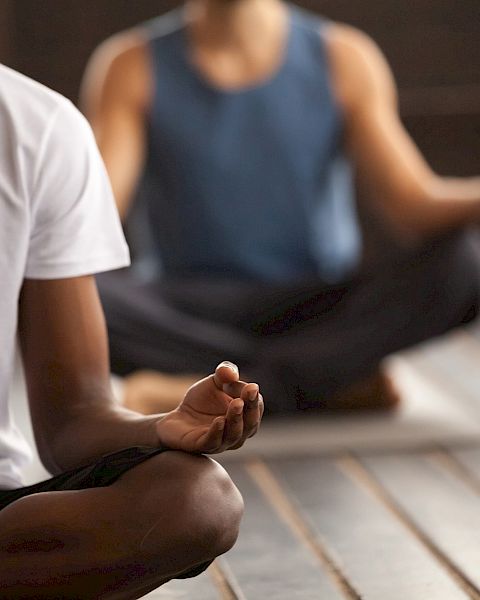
[11,324,480,599]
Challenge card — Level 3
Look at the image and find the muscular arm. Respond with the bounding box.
[80,32,151,221]
[326,25,480,238]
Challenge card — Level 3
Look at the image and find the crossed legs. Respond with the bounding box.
[100,230,480,414]
[0,451,243,599]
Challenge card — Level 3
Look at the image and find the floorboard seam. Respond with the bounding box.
[339,453,480,600]
[245,458,360,600]
[209,560,242,600]
[430,448,480,498]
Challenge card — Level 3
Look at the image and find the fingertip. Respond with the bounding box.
[217,361,239,375]
[225,398,244,421]
[231,398,245,412]
[214,361,239,388]
[242,383,259,402]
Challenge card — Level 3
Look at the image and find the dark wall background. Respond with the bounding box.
[1,0,479,176]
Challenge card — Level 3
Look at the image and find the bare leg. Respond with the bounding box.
[0,451,243,599]
[122,370,201,414]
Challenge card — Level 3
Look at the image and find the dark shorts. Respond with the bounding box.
[0,446,211,580]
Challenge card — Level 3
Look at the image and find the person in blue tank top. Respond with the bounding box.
[83,0,480,415]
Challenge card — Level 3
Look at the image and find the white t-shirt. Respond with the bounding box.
[0,65,130,489]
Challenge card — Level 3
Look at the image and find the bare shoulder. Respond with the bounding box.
[323,23,397,112]
[325,23,382,62]
[81,28,151,111]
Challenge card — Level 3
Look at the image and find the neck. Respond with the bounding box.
[186,0,285,49]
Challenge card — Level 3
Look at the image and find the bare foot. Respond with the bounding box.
[324,371,401,412]
[122,370,201,415]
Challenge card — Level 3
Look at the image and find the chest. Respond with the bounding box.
[149,74,340,181]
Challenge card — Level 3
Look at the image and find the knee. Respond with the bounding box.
[126,451,244,564]
[166,452,244,558]
[195,462,244,558]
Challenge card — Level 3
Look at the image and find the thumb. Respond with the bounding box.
[213,361,240,390]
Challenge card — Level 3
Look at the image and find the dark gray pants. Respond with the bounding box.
[98,230,480,413]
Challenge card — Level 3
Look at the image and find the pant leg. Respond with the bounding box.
[96,271,256,377]
[256,229,480,412]
[97,230,480,412]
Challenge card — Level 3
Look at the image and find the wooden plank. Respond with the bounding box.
[401,330,480,418]
[267,455,468,600]
[143,569,221,599]
[223,463,345,600]
[360,451,480,596]
[448,447,480,489]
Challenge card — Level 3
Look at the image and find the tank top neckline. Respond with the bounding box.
[177,4,295,96]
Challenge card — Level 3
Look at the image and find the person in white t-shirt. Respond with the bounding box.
[0,64,263,597]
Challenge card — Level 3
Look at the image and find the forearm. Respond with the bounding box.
[328,24,480,239]
[45,402,165,474]
[18,276,165,473]
[407,175,480,236]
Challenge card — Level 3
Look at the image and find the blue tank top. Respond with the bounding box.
[143,5,361,283]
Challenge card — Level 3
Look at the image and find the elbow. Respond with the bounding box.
[381,200,433,243]
[32,419,77,475]
[385,178,455,240]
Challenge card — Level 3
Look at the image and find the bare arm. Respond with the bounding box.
[18,276,160,472]
[18,277,263,474]
[80,32,151,221]
[327,25,480,238]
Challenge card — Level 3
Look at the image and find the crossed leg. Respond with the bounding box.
[0,451,243,599]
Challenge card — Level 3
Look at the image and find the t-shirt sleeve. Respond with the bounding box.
[25,98,130,279]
